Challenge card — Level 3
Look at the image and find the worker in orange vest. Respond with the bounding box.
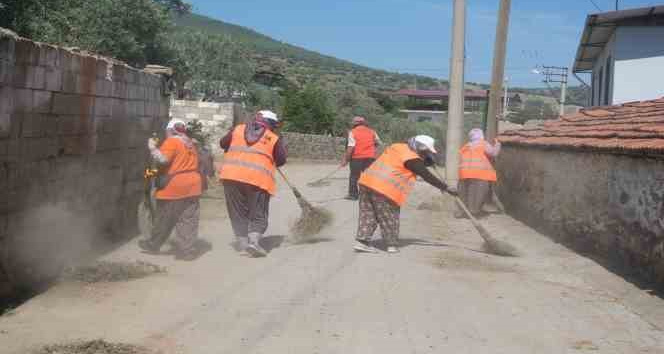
[140,119,205,261]
[355,135,456,254]
[456,128,501,218]
[219,110,287,257]
[341,116,381,200]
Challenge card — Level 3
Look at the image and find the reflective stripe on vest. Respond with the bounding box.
[219,124,278,195]
[358,143,419,206]
[458,141,497,182]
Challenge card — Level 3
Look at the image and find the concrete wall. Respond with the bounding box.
[169,100,240,154]
[0,31,170,294]
[281,132,345,161]
[496,146,664,285]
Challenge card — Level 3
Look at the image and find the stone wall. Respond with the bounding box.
[496,146,664,285]
[169,100,241,154]
[0,31,170,294]
[281,132,345,161]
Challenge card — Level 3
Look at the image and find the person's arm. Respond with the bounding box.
[273,137,288,167]
[150,138,177,166]
[404,158,448,191]
[485,139,501,157]
[341,131,355,166]
[219,128,234,152]
[374,131,382,146]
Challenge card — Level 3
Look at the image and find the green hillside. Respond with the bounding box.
[175,13,444,91]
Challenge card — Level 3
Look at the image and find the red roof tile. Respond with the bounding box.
[499,97,664,154]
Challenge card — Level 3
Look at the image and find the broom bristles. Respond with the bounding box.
[291,195,333,242]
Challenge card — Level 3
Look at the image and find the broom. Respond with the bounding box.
[277,168,333,241]
[307,166,342,187]
[432,168,520,257]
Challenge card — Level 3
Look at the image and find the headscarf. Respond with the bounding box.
[468,128,484,146]
[165,118,193,148]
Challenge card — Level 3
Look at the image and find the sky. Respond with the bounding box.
[187,0,661,87]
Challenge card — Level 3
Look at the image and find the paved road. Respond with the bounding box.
[2,162,664,353]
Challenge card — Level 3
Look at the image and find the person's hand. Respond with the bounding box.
[148,137,158,150]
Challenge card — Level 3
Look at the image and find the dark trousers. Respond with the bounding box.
[148,197,200,252]
[457,179,491,215]
[222,180,270,237]
[348,158,375,198]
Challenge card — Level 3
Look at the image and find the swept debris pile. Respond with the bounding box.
[34,340,153,354]
[63,261,166,283]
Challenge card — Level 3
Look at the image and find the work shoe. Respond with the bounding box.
[387,246,400,254]
[353,241,379,253]
[175,247,204,261]
[234,237,249,252]
[245,242,267,258]
[138,239,160,254]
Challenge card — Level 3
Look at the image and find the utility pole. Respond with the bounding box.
[486,0,511,141]
[534,66,569,116]
[445,0,466,187]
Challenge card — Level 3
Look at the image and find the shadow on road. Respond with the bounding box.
[398,237,493,255]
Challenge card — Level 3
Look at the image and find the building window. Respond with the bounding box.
[604,56,612,105]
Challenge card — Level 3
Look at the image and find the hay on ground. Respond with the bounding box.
[63,261,166,283]
[306,179,331,187]
[34,340,153,354]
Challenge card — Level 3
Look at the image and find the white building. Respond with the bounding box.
[573,6,664,106]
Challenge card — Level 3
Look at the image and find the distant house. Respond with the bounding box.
[573,6,664,106]
[393,89,522,123]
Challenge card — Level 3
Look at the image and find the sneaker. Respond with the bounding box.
[246,243,267,258]
[353,241,379,253]
[234,237,249,252]
[138,239,160,254]
[387,246,400,254]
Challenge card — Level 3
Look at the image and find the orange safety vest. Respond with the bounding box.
[458,141,497,182]
[358,143,420,206]
[219,124,278,195]
[351,125,377,159]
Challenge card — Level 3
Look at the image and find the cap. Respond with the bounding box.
[258,110,279,122]
[352,116,367,125]
[166,118,186,131]
[414,135,437,154]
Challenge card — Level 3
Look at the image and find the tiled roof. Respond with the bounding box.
[499,97,664,154]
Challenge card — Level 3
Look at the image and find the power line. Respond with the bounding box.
[588,0,602,11]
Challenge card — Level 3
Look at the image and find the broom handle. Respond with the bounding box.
[312,166,342,183]
[277,168,297,191]
[431,167,493,243]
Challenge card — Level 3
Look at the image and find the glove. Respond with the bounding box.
[441,185,458,197]
[147,137,158,150]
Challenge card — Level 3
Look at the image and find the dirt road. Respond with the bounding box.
[2,162,664,353]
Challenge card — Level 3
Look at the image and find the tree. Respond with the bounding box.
[1,0,190,67]
[281,85,337,135]
[509,99,557,125]
[167,30,255,100]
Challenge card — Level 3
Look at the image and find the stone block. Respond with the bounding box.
[60,135,93,156]
[113,65,127,83]
[30,66,46,90]
[14,39,38,65]
[41,45,59,68]
[112,82,128,99]
[33,91,52,114]
[44,67,62,92]
[78,75,96,96]
[57,115,86,135]
[52,93,94,117]
[111,98,128,117]
[69,53,81,73]
[0,60,14,84]
[0,86,14,113]
[21,114,46,138]
[14,88,33,113]
[186,112,199,120]
[95,79,113,97]
[0,113,9,138]
[12,64,30,89]
[0,36,16,62]
[80,56,96,77]
[94,97,112,117]
[61,71,77,93]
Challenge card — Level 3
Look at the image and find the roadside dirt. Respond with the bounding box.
[33,340,154,354]
[63,261,166,283]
